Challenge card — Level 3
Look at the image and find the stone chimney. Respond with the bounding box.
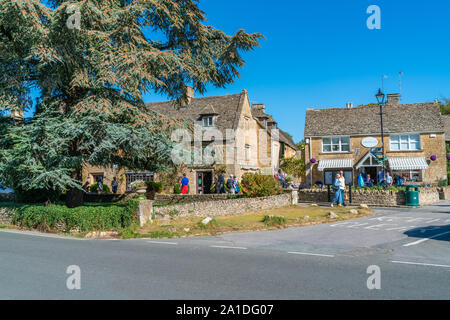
[386,93,400,105]
[252,103,265,113]
[180,85,194,107]
[346,102,353,109]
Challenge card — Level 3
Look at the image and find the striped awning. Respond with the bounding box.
[318,159,353,171]
[388,157,429,170]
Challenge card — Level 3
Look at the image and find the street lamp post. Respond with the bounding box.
[376,89,386,181]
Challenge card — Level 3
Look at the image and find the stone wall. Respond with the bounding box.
[439,186,450,200]
[298,188,440,207]
[153,193,294,218]
[0,207,13,225]
[0,193,14,202]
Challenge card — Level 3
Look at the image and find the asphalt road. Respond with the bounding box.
[1,201,450,299]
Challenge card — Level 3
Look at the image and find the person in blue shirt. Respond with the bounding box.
[181,173,189,194]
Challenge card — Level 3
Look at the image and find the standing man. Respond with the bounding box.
[385,172,393,187]
[227,174,235,194]
[111,177,119,194]
[339,171,346,206]
[217,171,226,194]
[181,173,189,195]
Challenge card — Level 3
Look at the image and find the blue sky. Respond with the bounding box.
[143,0,450,142]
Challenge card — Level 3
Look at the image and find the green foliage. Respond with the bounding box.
[174,183,182,194]
[241,173,283,198]
[168,209,180,217]
[89,183,111,194]
[438,178,448,187]
[440,99,450,115]
[262,215,287,227]
[146,181,163,193]
[280,157,306,178]
[0,1,262,205]
[197,218,218,230]
[11,200,139,232]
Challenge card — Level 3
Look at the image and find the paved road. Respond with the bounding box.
[1,201,450,299]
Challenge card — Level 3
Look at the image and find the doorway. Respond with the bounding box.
[197,171,213,194]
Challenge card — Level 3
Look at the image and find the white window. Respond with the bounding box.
[322,137,350,153]
[390,134,420,151]
[245,144,251,161]
[202,116,214,127]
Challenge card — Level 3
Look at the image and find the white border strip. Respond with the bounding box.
[403,231,450,247]
[391,260,450,268]
[147,241,178,245]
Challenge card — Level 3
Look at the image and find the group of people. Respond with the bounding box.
[358,170,406,188]
[274,169,288,188]
[82,177,119,194]
[213,171,241,194]
[331,170,347,207]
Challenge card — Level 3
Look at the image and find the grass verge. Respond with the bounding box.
[122,205,373,239]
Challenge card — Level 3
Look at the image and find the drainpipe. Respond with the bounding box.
[308,137,313,187]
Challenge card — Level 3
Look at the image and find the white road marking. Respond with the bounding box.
[288,251,335,258]
[147,241,178,245]
[391,260,450,269]
[403,231,450,247]
[210,245,247,250]
[0,229,86,240]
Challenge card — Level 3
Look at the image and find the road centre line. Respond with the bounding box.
[210,245,247,250]
[403,231,450,247]
[391,260,450,269]
[288,251,335,258]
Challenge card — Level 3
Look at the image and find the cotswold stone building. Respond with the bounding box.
[83,88,298,194]
[303,94,447,186]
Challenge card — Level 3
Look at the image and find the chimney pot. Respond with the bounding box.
[346,102,353,109]
[386,93,400,105]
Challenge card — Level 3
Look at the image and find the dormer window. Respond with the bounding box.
[202,115,214,127]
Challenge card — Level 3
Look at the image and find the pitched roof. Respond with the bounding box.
[305,102,444,137]
[443,115,450,141]
[279,129,299,151]
[145,92,244,134]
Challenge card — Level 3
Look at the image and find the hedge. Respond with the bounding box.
[10,200,139,233]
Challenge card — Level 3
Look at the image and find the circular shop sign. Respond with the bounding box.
[361,137,378,148]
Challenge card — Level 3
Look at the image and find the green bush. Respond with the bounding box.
[11,200,139,232]
[89,183,111,193]
[241,173,283,198]
[146,181,163,193]
[174,183,182,194]
[262,215,287,227]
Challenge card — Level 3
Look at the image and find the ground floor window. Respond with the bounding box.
[324,170,353,186]
[126,172,154,191]
[391,170,423,183]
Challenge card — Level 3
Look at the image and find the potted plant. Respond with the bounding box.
[130,180,147,194]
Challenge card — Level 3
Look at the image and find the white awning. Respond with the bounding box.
[318,159,353,171]
[388,157,429,170]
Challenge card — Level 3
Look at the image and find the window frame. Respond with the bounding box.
[202,115,214,128]
[322,136,351,153]
[389,134,421,151]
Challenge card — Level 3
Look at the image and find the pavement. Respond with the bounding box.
[0,201,450,299]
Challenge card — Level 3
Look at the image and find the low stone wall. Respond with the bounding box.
[298,188,440,207]
[154,193,230,205]
[153,193,294,218]
[0,207,14,225]
[439,186,450,200]
[0,193,14,202]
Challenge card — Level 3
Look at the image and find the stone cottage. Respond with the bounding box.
[303,93,447,186]
[83,88,298,194]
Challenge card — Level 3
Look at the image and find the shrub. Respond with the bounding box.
[241,173,283,198]
[146,181,163,193]
[174,183,182,194]
[262,215,287,227]
[12,200,139,233]
[168,209,179,216]
[89,183,111,194]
